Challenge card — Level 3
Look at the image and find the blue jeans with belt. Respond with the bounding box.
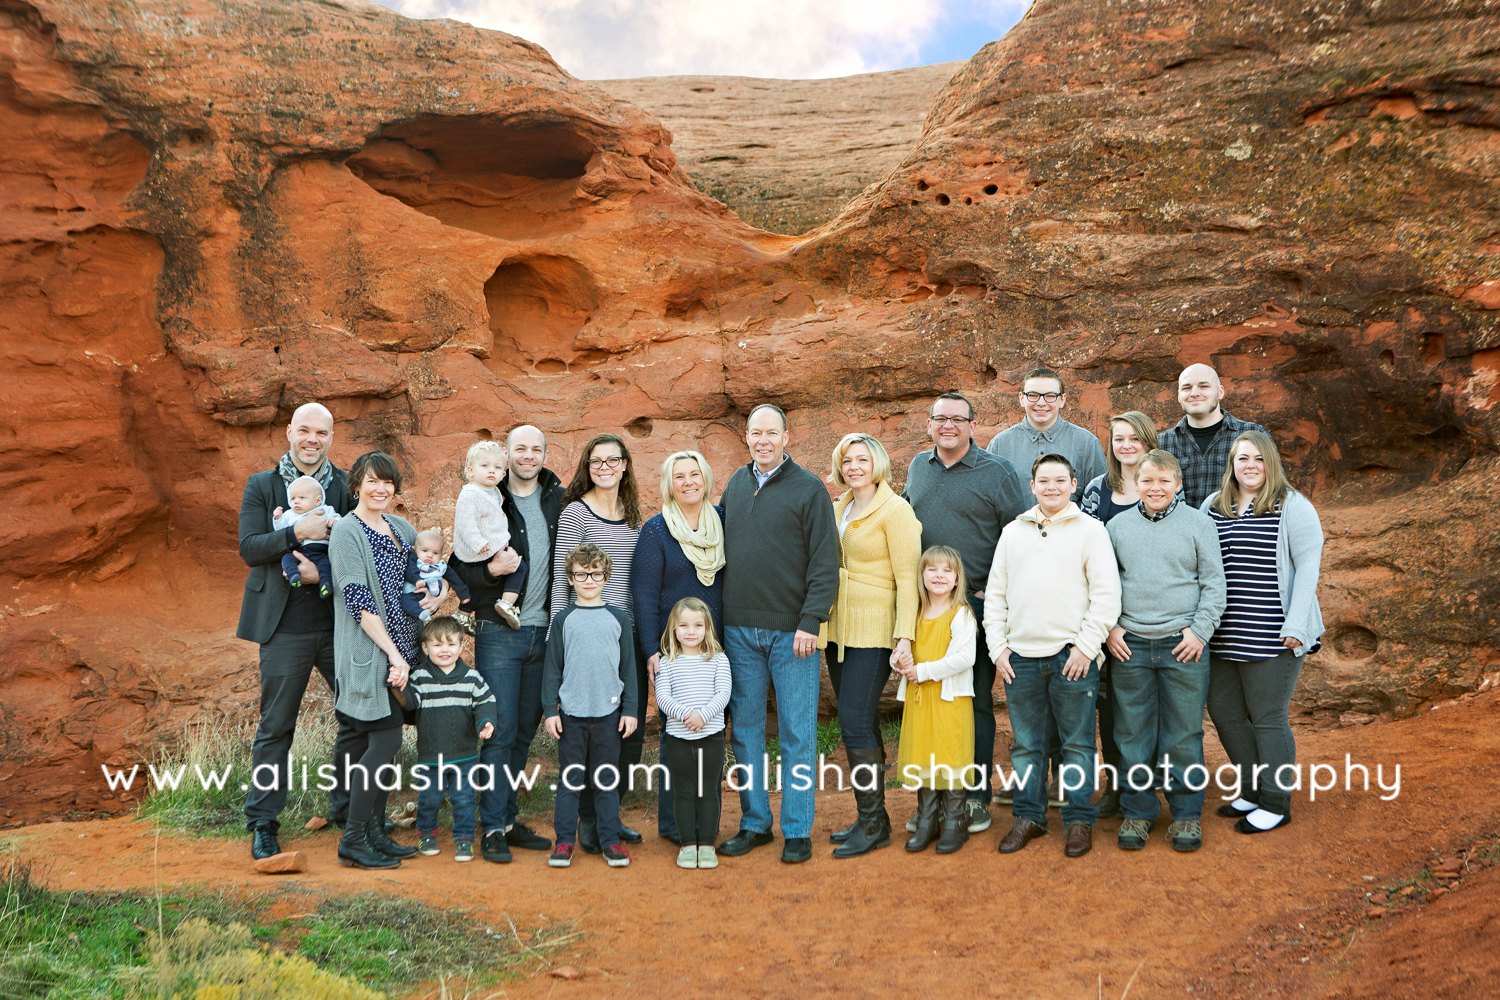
[474,622,548,835]
[1002,648,1099,828]
[1110,632,1211,822]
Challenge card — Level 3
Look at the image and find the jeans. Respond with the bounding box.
[244,629,359,832]
[415,759,480,841]
[725,626,820,839]
[1207,650,1303,816]
[663,732,725,847]
[967,595,997,801]
[474,623,547,834]
[553,712,624,848]
[1110,633,1211,822]
[1003,648,1099,827]
[826,645,891,750]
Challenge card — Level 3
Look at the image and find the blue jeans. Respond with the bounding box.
[1003,648,1099,827]
[725,626,819,839]
[415,759,480,841]
[1111,633,1210,822]
[474,623,547,835]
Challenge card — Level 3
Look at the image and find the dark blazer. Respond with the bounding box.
[236,464,353,643]
[452,467,565,625]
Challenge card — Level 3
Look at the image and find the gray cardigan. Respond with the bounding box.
[1200,490,1324,655]
[329,512,417,721]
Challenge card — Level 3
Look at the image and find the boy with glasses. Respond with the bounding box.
[987,367,1106,504]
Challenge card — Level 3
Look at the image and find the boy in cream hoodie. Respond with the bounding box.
[983,454,1120,859]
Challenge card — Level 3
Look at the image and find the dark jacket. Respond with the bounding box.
[452,467,564,625]
[236,464,352,643]
[720,456,840,635]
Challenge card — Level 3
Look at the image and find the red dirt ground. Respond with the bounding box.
[10,692,1499,1000]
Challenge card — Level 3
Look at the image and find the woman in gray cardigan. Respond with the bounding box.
[1200,430,1323,835]
[330,451,445,869]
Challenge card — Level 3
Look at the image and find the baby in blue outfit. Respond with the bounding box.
[273,476,340,598]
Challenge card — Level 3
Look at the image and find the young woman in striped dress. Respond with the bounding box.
[1200,431,1324,835]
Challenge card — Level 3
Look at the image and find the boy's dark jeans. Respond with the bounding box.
[554,711,624,848]
[662,731,725,847]
[415,760,480,841]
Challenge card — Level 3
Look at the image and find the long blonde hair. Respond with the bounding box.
[1213,430,1292,517]
[659,597,724,662]
[916,545,968,618]
[1106,411,1160,493]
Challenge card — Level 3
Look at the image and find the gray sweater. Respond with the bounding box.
[1201,489,1325,655]
[329,512,416,721]
[542,603,639,720]
[1107,503,1226,643]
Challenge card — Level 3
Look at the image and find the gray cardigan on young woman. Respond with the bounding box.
[329,512,417,721]
[1200,490,1324,655]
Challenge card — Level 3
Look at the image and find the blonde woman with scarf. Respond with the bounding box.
[631,450,727,844]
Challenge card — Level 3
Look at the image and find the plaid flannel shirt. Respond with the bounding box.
[1158,410,1269,510]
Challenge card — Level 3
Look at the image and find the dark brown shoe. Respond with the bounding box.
[997,818,1047,854]
[1064,822,1093,858]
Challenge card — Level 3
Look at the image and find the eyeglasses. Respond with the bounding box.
[1021,392,1063,403]
[928,415,973,426]
[588,456,625,470]
[569,569,607,582]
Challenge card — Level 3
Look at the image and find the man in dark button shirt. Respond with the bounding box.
[1157,364,1270,509]
[236,402,358,859]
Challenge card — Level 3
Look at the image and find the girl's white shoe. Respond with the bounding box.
[696,845,718,869]
[676,845,698,869]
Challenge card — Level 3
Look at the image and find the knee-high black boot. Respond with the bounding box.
[833,747,891,858]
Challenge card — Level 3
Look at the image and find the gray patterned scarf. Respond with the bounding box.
[277,451,334,494]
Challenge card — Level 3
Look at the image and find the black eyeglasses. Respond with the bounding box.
[1021,392,1063,403]
[569,569,607,582]
[588,456,625,470]
[928,415,974,426]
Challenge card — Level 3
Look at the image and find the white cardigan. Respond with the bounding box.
[896,603,977,703]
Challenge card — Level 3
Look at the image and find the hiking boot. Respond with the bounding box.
[1117,818,1152,851]
[506,822,551,851]
[548,843,574,868]
[603,843,631,867]
[337,820,401,870]
[417,832,439,856]
[366,814,418,858]
[453,839,474,862]
[965,799,992,833]
[1169,820,1203,852]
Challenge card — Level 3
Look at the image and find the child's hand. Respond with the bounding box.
[684,711,704,732]
[478,721,494,740]
[545,716,563,739]
[477,543,491,558]
[619,715,637,739]
[273,506,284,520]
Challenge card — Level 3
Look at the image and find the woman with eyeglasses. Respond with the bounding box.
[550,433,647,850]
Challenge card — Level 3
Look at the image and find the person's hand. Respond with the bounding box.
[545,716,563,739]
[619,715,638,739]
[478,721,495,740]
[1062,645,1092,681]
[1106,627,1131,661]
[418,580,446,612]
[684,711,704,732]
[273,506,284,520]
[293,551,321,586]
[893,637,913,666]
[647,653,660,679]
[387,652,411,690]
[488,546,522,577]
[893,659,918,682]
[294,508,331,542]
[1173,628,1205,663]
[1282,636,1302,650]
[972,589,985,601]
[993,646,1014,684]
[793,630,817,658]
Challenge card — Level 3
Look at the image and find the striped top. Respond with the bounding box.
[550,500,640,630]
[406,659,499,765]
[1208,503,1285,661]
[655,651,732,739]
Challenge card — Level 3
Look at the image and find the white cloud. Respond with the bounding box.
[377,0,953,79]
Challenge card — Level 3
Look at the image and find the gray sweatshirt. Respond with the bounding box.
[542,603,639,720]
[1107,502,1227,643]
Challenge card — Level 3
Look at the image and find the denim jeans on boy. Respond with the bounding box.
[415,758,480,842]
[474,622,547,835]
[725,626,819,839]
[1002,647,1099,828]
[553,711,624,848]
[1110,632,1210,823]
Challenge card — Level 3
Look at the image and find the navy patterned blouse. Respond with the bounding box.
[342,514,420,665]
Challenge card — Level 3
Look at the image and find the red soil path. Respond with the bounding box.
[10,692,1499,1000]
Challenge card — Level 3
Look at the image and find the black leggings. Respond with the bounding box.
[662,732,725,847]
[347,727,402,825]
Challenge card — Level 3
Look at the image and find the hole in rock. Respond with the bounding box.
[1332,626,1379,659]
[170,127,211,153]
[1422,333,1445,366]
[1378,349,1396,374]
[936,194,951,206]
[983,184,999,195]
[485,256,600,364]
[534,359,568,374]
[915,179,929,191]
[691,86,715,93]
[964,196,973,205]
[475,428,493,441]
[377,116,596,179]
[625,417,654,438]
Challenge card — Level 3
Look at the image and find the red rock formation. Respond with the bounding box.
[1,0,1496,822]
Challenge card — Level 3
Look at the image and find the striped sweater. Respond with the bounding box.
[655,652,732,739]
[406,658,499,764]
[550,500,639,632]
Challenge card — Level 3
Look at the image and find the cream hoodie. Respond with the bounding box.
[982,502,1121,662]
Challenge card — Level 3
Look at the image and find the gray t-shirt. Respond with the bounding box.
[557,605,625,717]
[511,487,551,627]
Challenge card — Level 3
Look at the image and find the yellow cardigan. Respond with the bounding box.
[819,481,924,658]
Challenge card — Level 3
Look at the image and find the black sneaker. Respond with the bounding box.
[481,830,513,864]
[251,823,280,860]
[603,843,631,868]
[548,843,574,868]
[505,822,552,851]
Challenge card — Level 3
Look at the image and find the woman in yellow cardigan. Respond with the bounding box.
[820,433,923,859]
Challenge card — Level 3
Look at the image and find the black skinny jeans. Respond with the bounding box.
[826,645,892,751]
[662,731,725,847]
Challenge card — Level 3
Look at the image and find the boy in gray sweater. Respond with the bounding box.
[1105,450,1226,853]
[543,543,639,869]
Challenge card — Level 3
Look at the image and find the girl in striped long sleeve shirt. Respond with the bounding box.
[655,598,731,870]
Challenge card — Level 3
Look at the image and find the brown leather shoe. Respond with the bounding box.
[997,818,1048,854]
[1064,822,1093,858]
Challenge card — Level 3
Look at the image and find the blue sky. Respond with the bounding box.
[373,0,1031,79]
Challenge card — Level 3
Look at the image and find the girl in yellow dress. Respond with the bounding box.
[893,546,977,854]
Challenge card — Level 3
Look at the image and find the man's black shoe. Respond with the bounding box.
[482,830,513,864]
[578,817,603,854]
[718,829,773,856]
[251,823,281,860]
[781,838,812,864]
[619,824,644,844]
[505,823,552,851]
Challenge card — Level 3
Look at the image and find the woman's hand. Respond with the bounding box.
[488,546,522,577]
[387,652,411,690]
[1282,636,1302,650]
[647,653,660,679]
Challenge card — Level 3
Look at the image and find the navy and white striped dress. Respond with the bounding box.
[1208,502,1286,661]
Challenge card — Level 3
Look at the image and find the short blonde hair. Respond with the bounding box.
[660,597,724,662]
[463,439,506,480]
[1134,449,1182,481]
[659,451,714,508]
[829,433,891,489]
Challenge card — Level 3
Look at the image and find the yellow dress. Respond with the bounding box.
[896,603,975,790]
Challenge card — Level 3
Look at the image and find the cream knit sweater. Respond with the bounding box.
[818,481,924,655]
[452,483,511,563]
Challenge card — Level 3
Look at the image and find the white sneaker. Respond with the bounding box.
[696,845,718,869]
[676,845,698,869]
